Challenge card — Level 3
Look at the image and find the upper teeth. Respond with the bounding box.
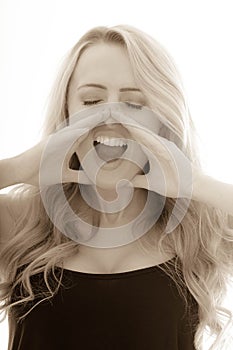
[95,136,127,147]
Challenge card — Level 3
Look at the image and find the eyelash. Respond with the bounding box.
[82,100,143,110]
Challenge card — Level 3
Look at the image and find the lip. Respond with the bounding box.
[92,125,129,140]
[92,132,129,169]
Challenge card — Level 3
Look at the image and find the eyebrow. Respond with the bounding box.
[77,83,142,92]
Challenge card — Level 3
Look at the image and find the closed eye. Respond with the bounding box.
[83,100,102,105]
[124,102,143,110]
[82,100,143,110]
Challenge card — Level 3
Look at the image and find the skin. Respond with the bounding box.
[67,42,151,193]
[63,43,233,272]
[64,42,174,272]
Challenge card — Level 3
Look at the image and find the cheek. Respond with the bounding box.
[67,91,84,116]
[68,104,84,118]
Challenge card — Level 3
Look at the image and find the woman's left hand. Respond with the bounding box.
[124,124,200,200]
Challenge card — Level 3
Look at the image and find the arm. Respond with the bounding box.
[0,158,21,257]
[0,157,20,190]
[192,172,233,216]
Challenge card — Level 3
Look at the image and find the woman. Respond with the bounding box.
[0,25,233,350]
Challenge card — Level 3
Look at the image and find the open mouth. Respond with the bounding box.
[93,140,128,163]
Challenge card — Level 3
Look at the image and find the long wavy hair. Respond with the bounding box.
[1,25,233,350]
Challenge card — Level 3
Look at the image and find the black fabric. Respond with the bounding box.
[8,257,199,350]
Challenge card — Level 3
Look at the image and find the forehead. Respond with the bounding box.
[73,43,137,87]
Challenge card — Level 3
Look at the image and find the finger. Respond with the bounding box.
[68,106,109,129]
[58,107,110,165]
[127,126,171,160]
[63,128,89,169]
[130,174,148,189]
[63,168,93,185]
[126,124,162,146]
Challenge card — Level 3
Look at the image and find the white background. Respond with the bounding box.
[0,0,233,349]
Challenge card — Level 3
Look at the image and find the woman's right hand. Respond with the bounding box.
[14,128,89,188]
[5,106,109,188]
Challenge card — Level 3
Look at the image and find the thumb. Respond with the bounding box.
[130,174,148,189]
[64,168,93,185]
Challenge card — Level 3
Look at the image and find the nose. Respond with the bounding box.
[105,114,117,126]
[101,104,119,126]
[95,101,126,130]
[95,107,128,134]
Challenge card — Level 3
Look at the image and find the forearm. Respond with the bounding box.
[192,173,233,216]
[0,158,19,190]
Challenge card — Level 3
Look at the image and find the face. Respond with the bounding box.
[67,42,154,189]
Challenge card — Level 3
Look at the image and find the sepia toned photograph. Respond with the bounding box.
[0,1,233,349]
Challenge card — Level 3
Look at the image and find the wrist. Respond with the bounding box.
[191,169,208,202]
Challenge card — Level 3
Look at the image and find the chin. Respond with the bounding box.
[75,137,148,190]
[93,160,144,190]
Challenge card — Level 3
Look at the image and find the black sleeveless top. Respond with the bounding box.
[8,257,199,350]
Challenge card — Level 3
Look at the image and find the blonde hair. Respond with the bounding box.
[1,24,233,350]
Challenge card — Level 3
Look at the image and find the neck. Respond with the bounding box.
[68,185,167,271]
[78,183,164,239]
[79,184,147,227]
